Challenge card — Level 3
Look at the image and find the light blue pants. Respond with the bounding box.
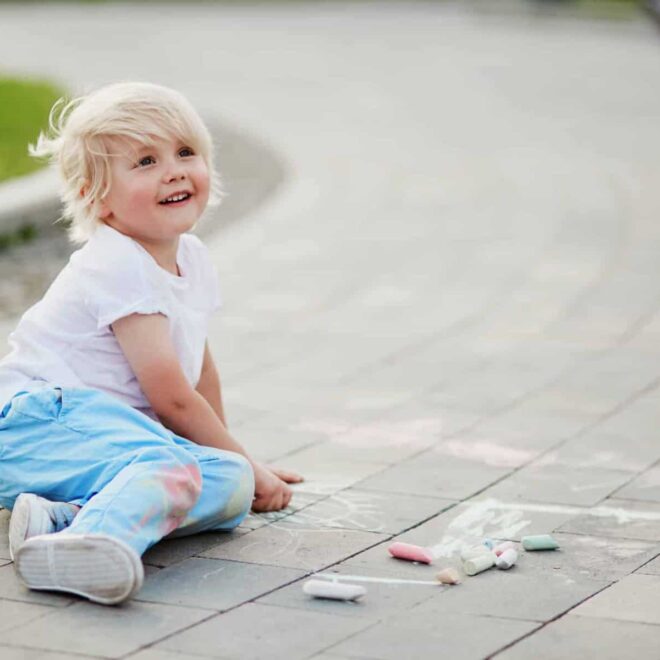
[0,386,254,556]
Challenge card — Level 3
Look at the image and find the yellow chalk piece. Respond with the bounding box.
[436,568,461,585]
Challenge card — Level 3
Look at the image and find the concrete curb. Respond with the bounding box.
[0,166,62,235]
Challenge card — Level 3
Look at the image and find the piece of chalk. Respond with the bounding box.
[436,568,461,585]
[493,541,516,557]
[388,542,434,564]
[495,548,518,570]
[460,545,494,562]
[482,538,495,550]
[302,579,366,601]
[521,535,559,551]
[462,552,495,576]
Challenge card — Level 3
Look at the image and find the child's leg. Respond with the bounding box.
[0,386,202,557]
[164,438,255,538]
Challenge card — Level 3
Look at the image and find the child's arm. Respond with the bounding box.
[197,342,304,486]
[196,341,227,428]
[112,312,291,511]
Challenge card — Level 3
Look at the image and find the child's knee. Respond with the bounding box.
[140,446,203,513]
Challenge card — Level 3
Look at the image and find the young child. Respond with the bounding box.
[0,81,302,605]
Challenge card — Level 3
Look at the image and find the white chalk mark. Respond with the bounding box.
[485,499,660,523]
[570,481,626,493]
[424,498,660,558]
[314,573,441,586]
[436,440,535,468]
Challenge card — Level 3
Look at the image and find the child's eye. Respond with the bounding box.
[137,156,155,167]
[179,147,195,158]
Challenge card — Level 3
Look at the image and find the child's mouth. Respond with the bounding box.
[159,192,192,206]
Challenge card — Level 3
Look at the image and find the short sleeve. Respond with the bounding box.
[78,236,171,331]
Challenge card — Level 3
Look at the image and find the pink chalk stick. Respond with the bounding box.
[493,541,516,557]
[388,542,434,564]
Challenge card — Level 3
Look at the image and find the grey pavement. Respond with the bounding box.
[1,1,660,658]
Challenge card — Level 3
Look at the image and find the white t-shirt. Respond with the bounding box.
[0,223,221,420]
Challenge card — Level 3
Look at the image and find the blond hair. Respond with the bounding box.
[30,81,222,244]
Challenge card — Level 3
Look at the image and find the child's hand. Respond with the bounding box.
[267,466,304,484]
[252,462,293,512]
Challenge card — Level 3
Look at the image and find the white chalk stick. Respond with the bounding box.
[460,545,494,562]
[462,552,495,576]
[495,548,518,570]
[303,579,366,601]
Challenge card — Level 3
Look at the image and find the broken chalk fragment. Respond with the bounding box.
[462,552,495,576]
[495,548,518,570]
[302,579,366,601]
[436,568,462,585]
[388,542,434,564]
[522,534,559,551]
[483,538,495,550]
[493,541,516,557]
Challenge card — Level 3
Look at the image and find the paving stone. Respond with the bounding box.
[0,599,58,634]
[130,650,214,660]
[258,563,439,621]
[0,648,94,660]
[136,557,304,610]
[355,451,510,500]
[481,464,634,507]
[143,529,253,568]
[276,429,438,467]
[157,602,372,659]
[329,611,539,660]
[465,410,590,450]
[612,465,660,503]
[498,615,660,660]
[200,522,388,571]
[533,431,660,473]
[1,600,211,659]
[524,532,660,582]
[571,573,660,625]
[270,453,390,496]
[430,436,542,469]
[557,498,660,541]
[636,554,660,575]
[0,565,73,607]
[281,488,455,535]
[406,565,609,623]
[229,420,322,463]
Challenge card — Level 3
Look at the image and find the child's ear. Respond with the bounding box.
[98,199,112,219]
[81,185,111,219]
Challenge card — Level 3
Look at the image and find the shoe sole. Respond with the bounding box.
[8,493,44,561]
[15,534,144,605]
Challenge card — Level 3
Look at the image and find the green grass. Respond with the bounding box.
[0,77,64,184]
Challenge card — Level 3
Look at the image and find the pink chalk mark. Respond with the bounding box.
[436,440,533,468]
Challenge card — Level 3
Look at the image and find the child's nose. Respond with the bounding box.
[163,161,186,182]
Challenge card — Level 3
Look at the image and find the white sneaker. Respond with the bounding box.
[15,533,144,605]
[9,493,79,560]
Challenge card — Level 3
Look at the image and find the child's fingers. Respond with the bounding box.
[268,466,304,483]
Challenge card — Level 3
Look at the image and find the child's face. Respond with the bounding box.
[99,134,210,243]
